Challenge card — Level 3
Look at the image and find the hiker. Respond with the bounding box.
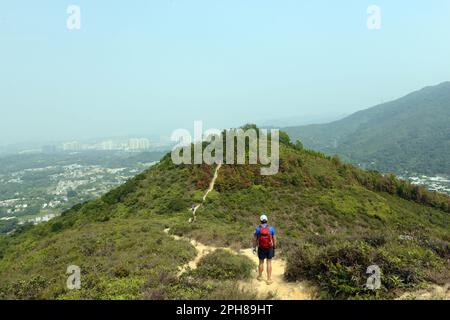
[253,214,276,284]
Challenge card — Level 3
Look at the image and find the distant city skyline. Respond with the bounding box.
[0,135,174,155]
[1,1,450,145]
[62,137,155,151]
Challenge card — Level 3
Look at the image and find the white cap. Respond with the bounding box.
[260,214,268,222]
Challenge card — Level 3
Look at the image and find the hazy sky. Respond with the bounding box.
[1,0,450,145]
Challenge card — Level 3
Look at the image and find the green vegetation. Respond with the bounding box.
[0,218,196,299]
[142,249,260,300]
[149,274,259,300]
[190,250,255,281]
[0,219,19,234]
[285,236,448,299]
[0,127,448,300]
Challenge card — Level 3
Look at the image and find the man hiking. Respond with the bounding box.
[253,214,276,285]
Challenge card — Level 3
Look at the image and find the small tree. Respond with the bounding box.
[294,140,304,151]
[279,131,291,145]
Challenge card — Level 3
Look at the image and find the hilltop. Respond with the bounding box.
[0,129,448,300]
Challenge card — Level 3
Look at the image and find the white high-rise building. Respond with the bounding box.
[101,140,115,150]
[128,138,150,150]
[62,141,82,151]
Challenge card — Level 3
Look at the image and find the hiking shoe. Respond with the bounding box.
[257,275,263,281]
[266,279,273,285]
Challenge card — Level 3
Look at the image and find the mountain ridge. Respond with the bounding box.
[0,130,448,300]
[284,82,450,175]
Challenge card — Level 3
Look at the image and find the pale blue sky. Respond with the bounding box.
[1,0,450,145]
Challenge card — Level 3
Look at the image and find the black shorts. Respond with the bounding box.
[258,247,275,260]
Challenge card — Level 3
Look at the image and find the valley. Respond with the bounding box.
[284,82,450,182]
[0,150,165,234]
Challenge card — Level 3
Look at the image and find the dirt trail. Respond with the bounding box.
[190,163,222,222]
[397,284,450,300]
[166,162,313,299]
[238,248,313,300]
[164,228,313,299]
[164,228,225,276]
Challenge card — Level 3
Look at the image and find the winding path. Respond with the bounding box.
[190,163,222,223]
[165,162,313,300]
[163,228,313,299]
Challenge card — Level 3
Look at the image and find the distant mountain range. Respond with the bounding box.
[259,113,347,128]
[284,82,450,176]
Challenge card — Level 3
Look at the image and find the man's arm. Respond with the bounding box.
[253,235,258,254]
[253,227,259,253]
[271,227,276,249]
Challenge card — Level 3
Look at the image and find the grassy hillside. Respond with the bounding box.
[284,82,450,175]
[0,130,448,300]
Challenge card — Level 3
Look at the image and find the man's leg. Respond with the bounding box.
[266,259,272,282]
[258,259,264,278]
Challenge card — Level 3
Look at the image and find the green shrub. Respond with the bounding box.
[192,250,255,281]
[150,274,258,300]
[285,240,442,299]
[167,199,189,213]
[207,282,259,300]
[419,237,450,259]
[0,276,48,300]
[113,266,130,278]
[362,234,387,248]
[51,222,64,232]
[101,175,143,205]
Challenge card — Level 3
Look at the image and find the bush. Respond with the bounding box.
[207,282,259,300]
[285,240,437,299]
[294,140,304,151]
[0,276,48,300]
[192,250,255,281]
[362,234,387,248]
[113,266,130,278]
[419,238,450,260]
[102,175,143,205]
[167,199,189,213]
[51,221,64,232]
